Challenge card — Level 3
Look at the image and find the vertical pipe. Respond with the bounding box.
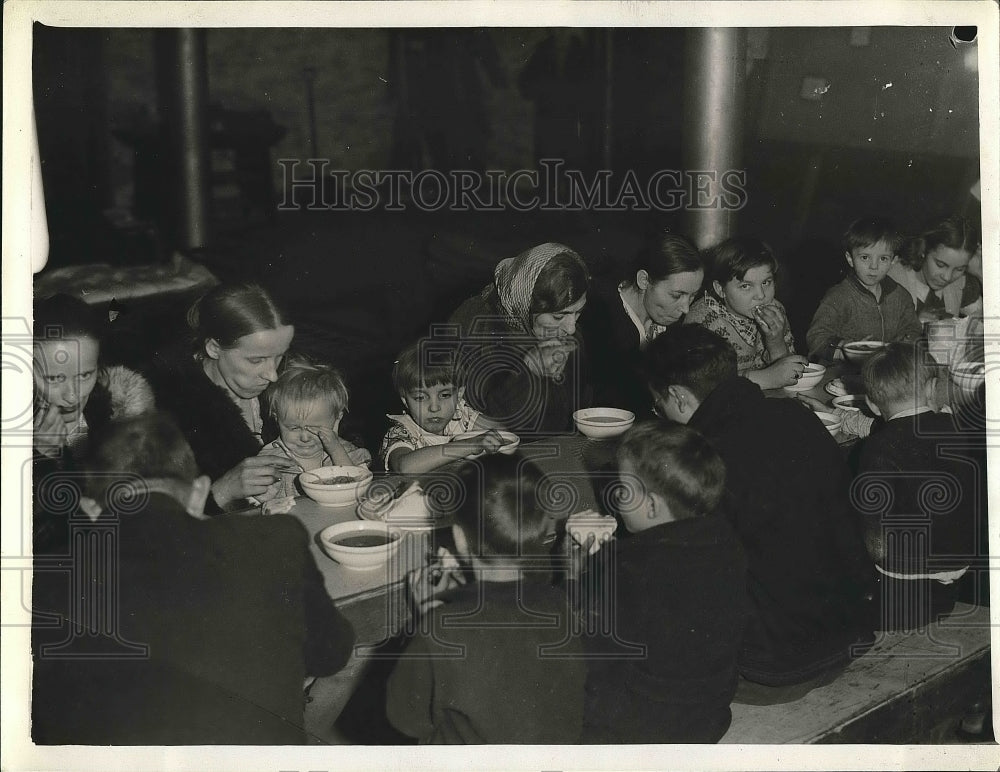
[157,29,210,251]
[681,28,747,250]
[603,29,614,171]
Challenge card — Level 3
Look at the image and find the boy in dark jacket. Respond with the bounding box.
[807,216,922,362]
[856,342,988,628]
[31,412,354,744]
[583,421,748,743]
[645,325,876,688]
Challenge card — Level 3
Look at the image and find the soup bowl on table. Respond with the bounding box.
[300,465,374,507]
[319,520,402,569]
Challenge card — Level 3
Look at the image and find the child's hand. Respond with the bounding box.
[764,353,808,388]
[794,393,829,413]
[752,303,788,340]
[463,429,505,454]
[33,400,67,458]
[408,549,466,616]
[307,425,355,466]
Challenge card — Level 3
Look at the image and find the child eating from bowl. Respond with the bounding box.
[583,421,748,743]
[380,338,507,473]
[855,341,986,628]
[256,354,371,510]
[386,454,586,743]
[685,237,808,389]
[806,216,922,363]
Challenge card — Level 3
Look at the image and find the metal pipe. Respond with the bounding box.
[681,28,747,250]
[157,29,210,250]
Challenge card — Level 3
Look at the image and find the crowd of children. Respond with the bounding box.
[31,211,987,744]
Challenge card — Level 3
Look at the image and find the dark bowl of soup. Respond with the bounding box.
[319,521,401,569]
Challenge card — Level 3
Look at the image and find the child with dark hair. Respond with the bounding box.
[890,215,982,321]
[685,237,808,389]
[31,412,354,744]
[386,454,586,743]
[381,337,505,473]
[806,216,922,362]
[583,421,747,743]
[856,342,987,628]
[644,324,875,689]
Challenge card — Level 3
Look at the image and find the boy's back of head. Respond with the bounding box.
[644,325,737,401]
[86,412,203,512]
[436,454,548,560]
[618,421,727,524]
[862,342,934,417]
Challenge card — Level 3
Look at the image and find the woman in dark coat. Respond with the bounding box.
[147,283,294,512]
[448,242,591,438]
[584,232,703,416]
[32,294,155,553]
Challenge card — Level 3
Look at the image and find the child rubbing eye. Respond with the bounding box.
[256,354,371,508]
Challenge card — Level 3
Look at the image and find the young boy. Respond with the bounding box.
[583,421,748,743]
[807,216,922,362]
[31,412,354,744]
[857,342,987,628]
[257,355,371,508]
[645,325,876,689]
[386,455,586,743]
[381,338,506,473]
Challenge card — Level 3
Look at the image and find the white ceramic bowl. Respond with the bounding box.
[573,408,635,439]
[450,430,520,456]
[815,411,843,437]
[319,520,401,569]
[950,361,986,394]
[566,511,618,554]
[832,394,869,413]
[299,465,373,507]
[842,340,886,365]
[783,362,826,392]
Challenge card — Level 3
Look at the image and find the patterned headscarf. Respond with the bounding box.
[493,242,585,333]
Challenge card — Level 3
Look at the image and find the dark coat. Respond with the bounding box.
[145,346,273,495]
[386,576,586,743]
[688,376,876,685]
[448,290,591,438]
[33,365,154,554]
[583,515,748,743]
[582,277,653,416]
[31,493,354,745]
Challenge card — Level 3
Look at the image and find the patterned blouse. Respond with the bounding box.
[685,294,796,374]
[379,397,481,466]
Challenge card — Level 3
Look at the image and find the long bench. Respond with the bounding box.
[722,602,992,743]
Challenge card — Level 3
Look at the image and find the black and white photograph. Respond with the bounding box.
[3,1,998,770]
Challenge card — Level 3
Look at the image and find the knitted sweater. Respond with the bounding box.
[806,274,922,362]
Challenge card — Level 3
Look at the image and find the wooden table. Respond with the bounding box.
[289,433,615,644]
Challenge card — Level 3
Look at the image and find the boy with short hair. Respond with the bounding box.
[583,421,748,743]
[381,338,505,473]
[645,325,876,688]
[807,216,922,362]
[31,412,354,745]
[857,342,986,628]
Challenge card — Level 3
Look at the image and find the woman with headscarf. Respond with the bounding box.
[448,243,591,437]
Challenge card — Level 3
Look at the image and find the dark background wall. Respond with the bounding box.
[32,25,982,450]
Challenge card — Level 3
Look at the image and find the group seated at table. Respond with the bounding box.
[30,210,988,744]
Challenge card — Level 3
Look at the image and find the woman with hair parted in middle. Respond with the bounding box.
[448,242,592,437]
